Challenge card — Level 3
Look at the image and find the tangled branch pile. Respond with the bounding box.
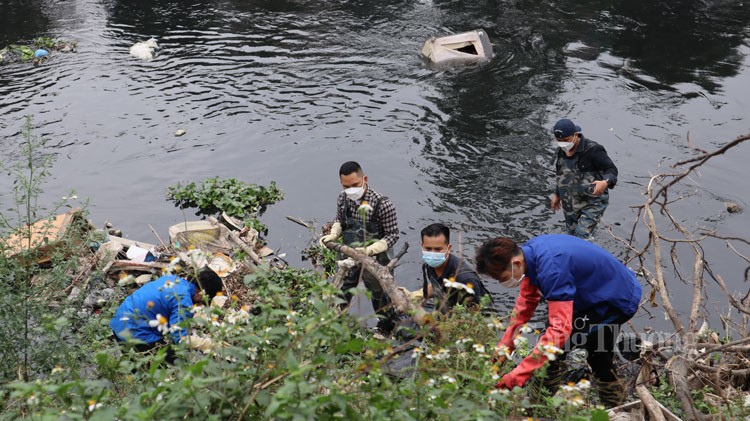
[610,133,750,420]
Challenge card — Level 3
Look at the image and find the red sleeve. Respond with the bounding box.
[496,300,573,389]
[497,277,541,352]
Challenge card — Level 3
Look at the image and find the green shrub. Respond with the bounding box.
[166,177,283,234]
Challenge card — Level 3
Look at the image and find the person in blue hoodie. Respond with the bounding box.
[110,267,223,360]
[475,234,641,407]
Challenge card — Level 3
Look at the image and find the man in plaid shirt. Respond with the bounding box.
[320,161,400,333]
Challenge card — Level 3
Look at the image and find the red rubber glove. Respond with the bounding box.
[495,300,574,389]
[495,278,541,357]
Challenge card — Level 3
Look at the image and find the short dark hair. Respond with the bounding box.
[421,223,450,244]
[475,237,521,276]
[187,267,223,299]
[339,161,363,177]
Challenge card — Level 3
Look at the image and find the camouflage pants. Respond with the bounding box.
[561,196,608,239]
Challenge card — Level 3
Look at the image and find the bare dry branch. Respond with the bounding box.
[695,336,750,359]
[323,241,429,325]
[636,357,666,421]
[654,133,750,199]
[644,175,685,335]
[688,252,704,333]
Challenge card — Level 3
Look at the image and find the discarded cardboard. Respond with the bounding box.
[1,208,91,264]
[421,29,493,64]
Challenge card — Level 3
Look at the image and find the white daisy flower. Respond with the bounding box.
[87,400,102,412]
[148,314,169,334]
[539,343,563,361]
[513,335,528,348]
[441,375,456,384]
[357,201,373,213]
[494,344,512,359]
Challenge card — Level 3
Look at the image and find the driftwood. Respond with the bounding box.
[106,260,168,272]
[635,355,666,421]
[609,132,750,420]
[207,216,262,268]
[323,241,430,325]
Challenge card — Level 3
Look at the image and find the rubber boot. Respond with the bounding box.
[595,378,626,408]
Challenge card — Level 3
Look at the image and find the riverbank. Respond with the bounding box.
[2,117,750,419]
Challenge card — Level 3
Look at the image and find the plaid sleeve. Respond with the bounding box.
[335,193,346,224]
[376,197,399,249]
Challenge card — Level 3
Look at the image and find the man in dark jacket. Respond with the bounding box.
[549,118,618,238]
[420,223,492,313]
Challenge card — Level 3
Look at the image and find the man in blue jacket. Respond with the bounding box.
[475,234,641,407]
[110,267,223,359]
[549,118,619,238]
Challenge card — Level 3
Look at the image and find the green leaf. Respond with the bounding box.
[590,408,610,421]
[335,338,365,354]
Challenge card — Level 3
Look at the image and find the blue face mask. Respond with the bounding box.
[422,251,447,268]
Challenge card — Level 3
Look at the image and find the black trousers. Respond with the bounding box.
[546,307,632,386]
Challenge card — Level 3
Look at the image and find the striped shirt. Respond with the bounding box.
[334,187,399,249]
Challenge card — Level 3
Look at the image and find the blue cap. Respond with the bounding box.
[552,119,581,138]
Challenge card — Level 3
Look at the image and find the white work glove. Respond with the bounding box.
[319,222,342,247]
[183,334,215,352]
[355,239,388,256]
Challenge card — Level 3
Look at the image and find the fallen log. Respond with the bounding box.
[323,241,430,326]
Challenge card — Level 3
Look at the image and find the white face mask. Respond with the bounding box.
[500,262,524,288]
[344,181,365,201]
[557,141,575,152]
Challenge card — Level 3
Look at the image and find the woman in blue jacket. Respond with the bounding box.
[475,234,641,407]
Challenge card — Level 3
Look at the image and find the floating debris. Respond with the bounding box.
[129,38,158,61]
[0,37,77,65]
[421,29,493,65]
[726,202,741,213]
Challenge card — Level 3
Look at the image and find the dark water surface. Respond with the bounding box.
[1,0,749,331]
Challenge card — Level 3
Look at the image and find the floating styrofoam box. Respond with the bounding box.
[421,29,493,64]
